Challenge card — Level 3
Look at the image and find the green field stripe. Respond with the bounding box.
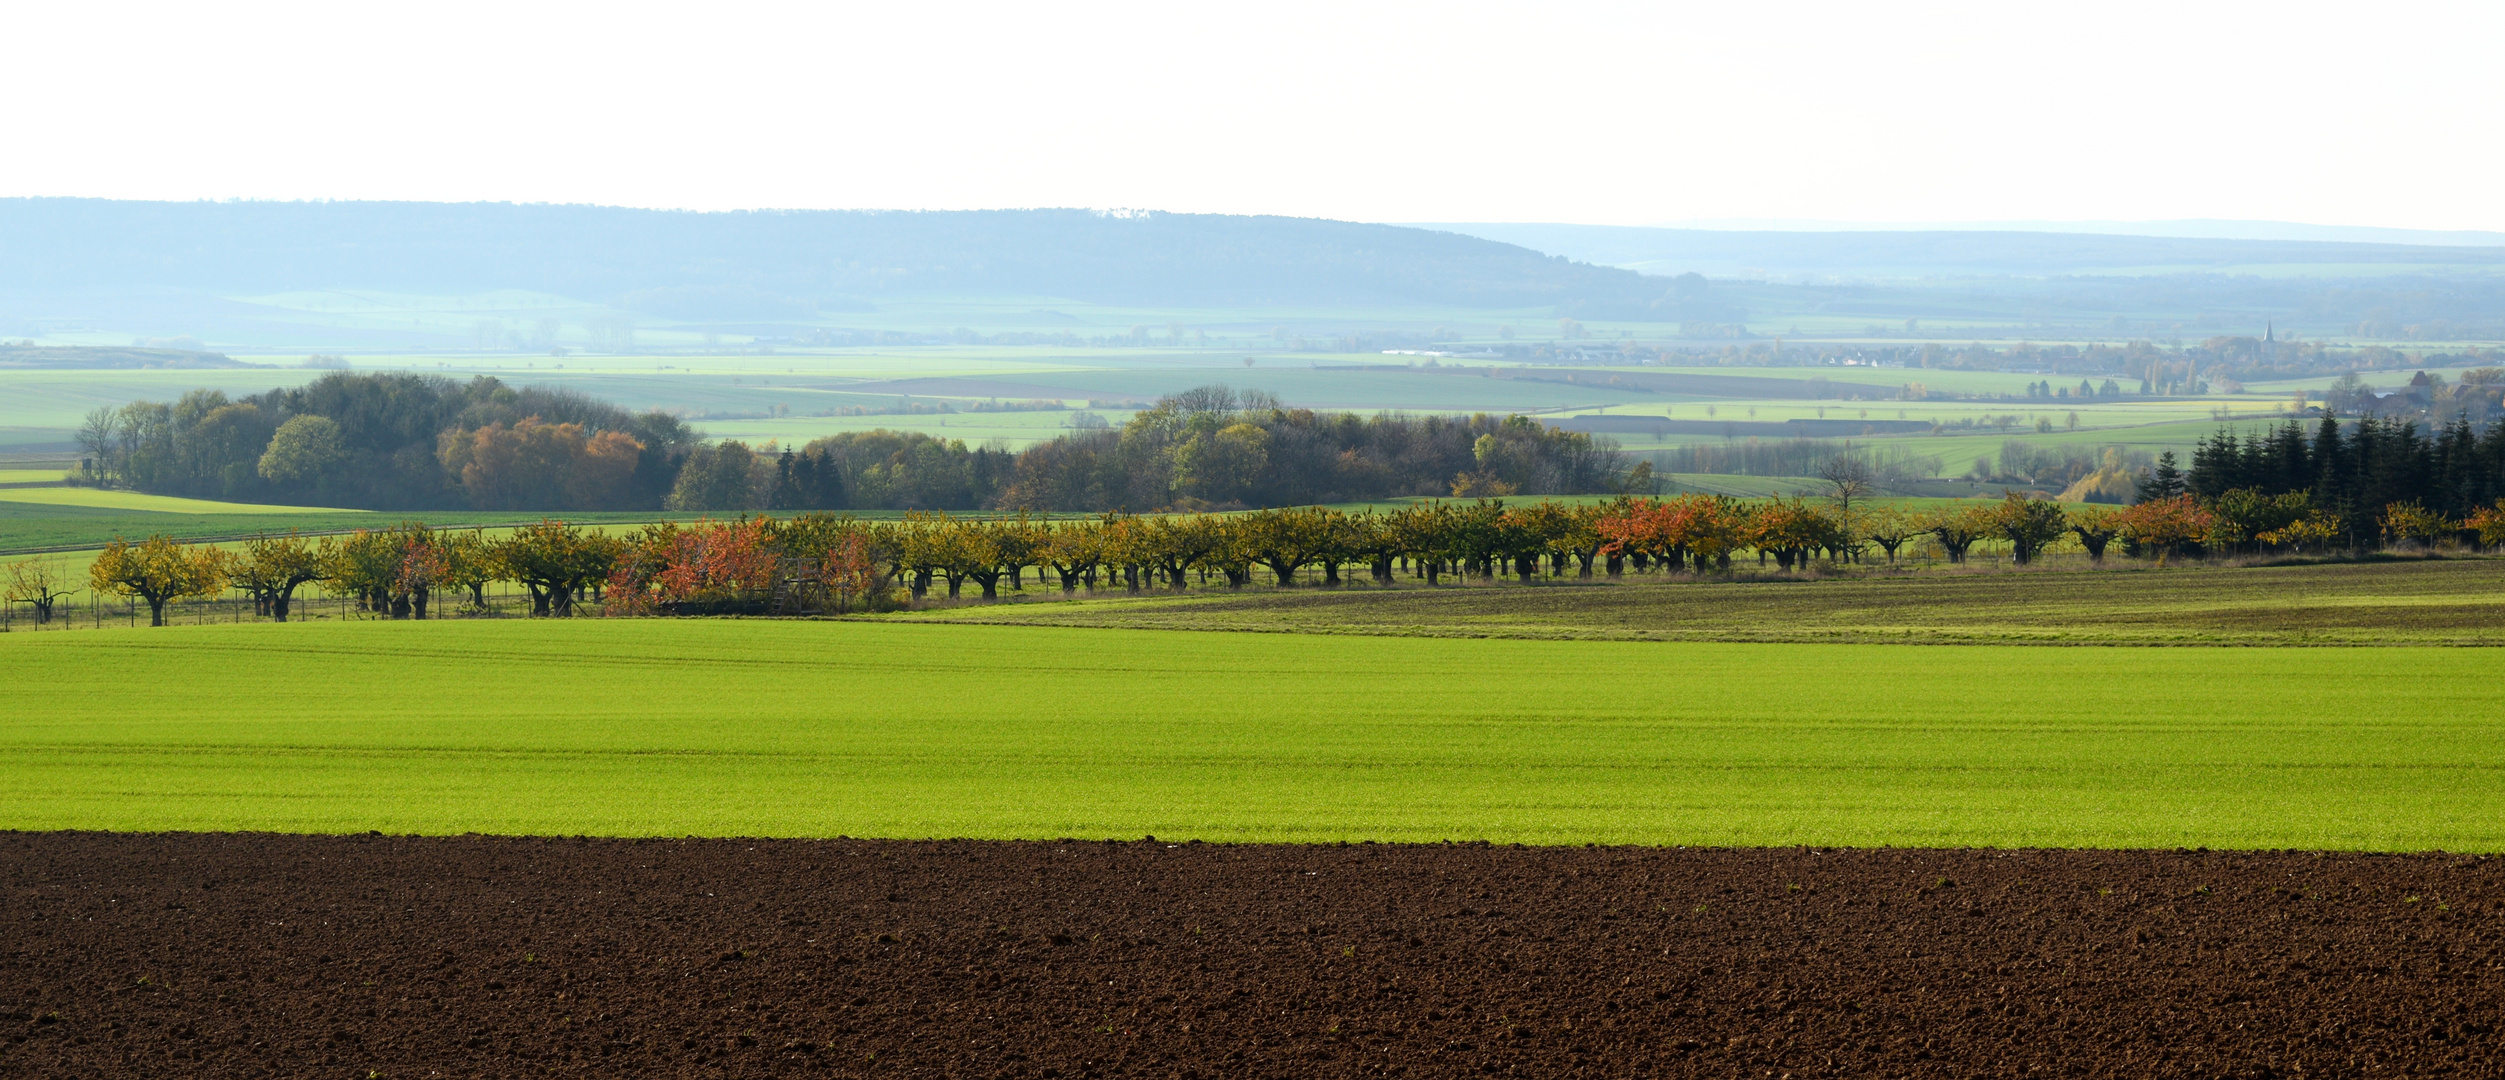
[3,620,2500,850]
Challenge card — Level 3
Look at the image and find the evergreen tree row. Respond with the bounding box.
[2181,414,2505,542]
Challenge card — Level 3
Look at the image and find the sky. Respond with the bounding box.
[8,1,2502,231]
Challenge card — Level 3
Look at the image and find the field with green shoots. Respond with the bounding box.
[0,486,360,514]
[0,501,796,555]
[2,619,2499,850]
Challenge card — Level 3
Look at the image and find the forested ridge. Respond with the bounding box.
[0,200,1654,311]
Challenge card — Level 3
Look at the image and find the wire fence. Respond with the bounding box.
[0,578,601,634]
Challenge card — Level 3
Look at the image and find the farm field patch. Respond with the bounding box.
[900,556,2505,646]
[0,486,362,515]
[4,833,2495,1079]
[3,620,2500,850]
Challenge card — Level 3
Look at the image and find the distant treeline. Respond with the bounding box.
[1644,439,1942,483]
[690,385,1629,513]
[1577,339,2505,403]
[79,376,1629,514]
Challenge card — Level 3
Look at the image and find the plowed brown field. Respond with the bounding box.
[3,833,2497,1079]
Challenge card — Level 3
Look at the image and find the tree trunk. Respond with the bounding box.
[412,591,430,620]
[1371,555,1394,585]
[1322,561,1341,586]
[272,589,293,623]
[145,595,167,627]
[1605,554,1623,577]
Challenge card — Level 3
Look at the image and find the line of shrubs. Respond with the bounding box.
[28,489,2504,628]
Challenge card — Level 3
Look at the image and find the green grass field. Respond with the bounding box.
[0,502,697,555]
[2,618,2498,850]
[0,486,360,514]
[0,502,394,553]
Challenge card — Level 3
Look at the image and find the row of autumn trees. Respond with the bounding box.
[75,485,2505,627]
[82,521,630,626]
[82,376,1629,514]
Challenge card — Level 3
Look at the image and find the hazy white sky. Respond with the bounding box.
[8,1,2500,230]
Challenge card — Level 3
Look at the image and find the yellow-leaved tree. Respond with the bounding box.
[90,536,230,627]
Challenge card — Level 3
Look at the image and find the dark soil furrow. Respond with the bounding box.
[2,833,2497,1078]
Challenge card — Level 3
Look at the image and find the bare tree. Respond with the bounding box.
[4,559,78,625]
[1818,453,1876,520]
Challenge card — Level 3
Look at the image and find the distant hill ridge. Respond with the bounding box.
[1413,222,2505,280]
[0,345,245,370]
[0,199,1655,312]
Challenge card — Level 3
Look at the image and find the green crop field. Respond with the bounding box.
[0,503,703,556]
[0,487,360,515]
[1,618,2499,850]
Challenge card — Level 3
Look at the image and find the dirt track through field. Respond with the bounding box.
[3,834,2497,1078]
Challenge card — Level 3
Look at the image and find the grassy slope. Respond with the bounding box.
[2,619,2500,850]
[896,558,2505,646]
[0,504,704,555]
[0,487,362,514]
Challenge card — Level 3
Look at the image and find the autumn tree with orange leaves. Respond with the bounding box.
[2112,495,2215,566]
